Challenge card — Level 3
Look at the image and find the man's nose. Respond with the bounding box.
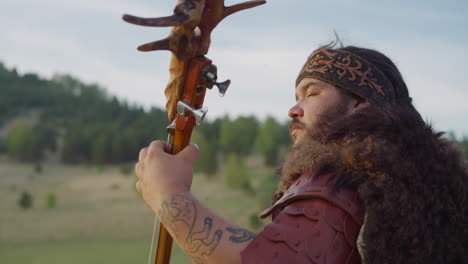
[288,103,304,119]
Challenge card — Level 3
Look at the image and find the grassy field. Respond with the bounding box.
[0,161,272,264]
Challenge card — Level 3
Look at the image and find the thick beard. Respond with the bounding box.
[290,96,352,143]
[276,98,353,199]
[276,126,337,196]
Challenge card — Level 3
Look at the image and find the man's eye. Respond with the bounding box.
[307,93,317,97]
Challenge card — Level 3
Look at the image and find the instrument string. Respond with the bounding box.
[148,215,159,264]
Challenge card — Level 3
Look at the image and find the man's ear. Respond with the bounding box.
[352,100,371,114]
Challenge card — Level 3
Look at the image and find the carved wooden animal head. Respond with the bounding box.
[123,0,266,120]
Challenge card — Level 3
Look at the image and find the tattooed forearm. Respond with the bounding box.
[158,195,197,236]
[225,227,256,243]
[187,217,223,256]
[158,194,223,263]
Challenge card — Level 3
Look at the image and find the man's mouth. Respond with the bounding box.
[289,121,305,140]
[291,128,302,139]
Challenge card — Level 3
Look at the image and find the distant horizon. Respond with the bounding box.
[2,59,467,141]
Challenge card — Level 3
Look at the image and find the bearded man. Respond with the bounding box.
[135,45,467,264]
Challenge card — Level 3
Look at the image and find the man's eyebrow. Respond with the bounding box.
[295,82,320,101]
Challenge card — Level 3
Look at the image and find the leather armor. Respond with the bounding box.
[241,172,365,264]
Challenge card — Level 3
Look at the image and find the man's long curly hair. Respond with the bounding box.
[276,46,468,263]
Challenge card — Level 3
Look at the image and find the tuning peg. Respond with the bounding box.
[215,79,230,97]
[177,101,208,125]
[202,65,231,97]
[192,107,208,125]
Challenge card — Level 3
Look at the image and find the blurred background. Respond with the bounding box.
[1,0,467,263]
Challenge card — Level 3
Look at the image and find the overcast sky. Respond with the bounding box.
[1,0,467,137]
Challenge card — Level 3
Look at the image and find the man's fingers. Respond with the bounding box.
[135,162,141,177]
[140,140,168,161]
[136,180,142,193]
[177,144,199,164]
[148,140,169,158]
[139,147,148,161]
[163,142,172,154]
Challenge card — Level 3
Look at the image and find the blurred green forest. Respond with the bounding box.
[1,61,467,169]
[0,62,292,173]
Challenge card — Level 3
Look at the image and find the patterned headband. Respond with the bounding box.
[296,48,396,104]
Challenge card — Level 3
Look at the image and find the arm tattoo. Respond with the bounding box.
[158,195,197,235]
[225,227,256,243]
[158,195,223,264]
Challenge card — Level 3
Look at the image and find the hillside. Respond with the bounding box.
[0,62,172,163]
[0,62,291,171]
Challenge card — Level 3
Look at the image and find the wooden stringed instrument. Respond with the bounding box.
[122,1,266,263]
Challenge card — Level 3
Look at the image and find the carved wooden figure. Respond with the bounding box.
[123,0,266,120]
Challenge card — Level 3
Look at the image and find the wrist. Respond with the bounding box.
[152,189,192,212]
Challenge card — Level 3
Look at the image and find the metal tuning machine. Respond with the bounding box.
[201,64,231,97]
[176,101,208,125]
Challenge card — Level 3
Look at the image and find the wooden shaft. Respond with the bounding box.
[154,56,212,264]
[154,128,188,264]
[155,225,173,264]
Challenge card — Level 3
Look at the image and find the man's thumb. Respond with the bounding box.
[178,144,200,164]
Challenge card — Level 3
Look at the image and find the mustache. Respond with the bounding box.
[288,120,306,132]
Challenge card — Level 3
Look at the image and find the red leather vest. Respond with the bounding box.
[242,172,365,264]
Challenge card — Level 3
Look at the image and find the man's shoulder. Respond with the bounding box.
[241,172,365,264]
[260,172,364,224]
